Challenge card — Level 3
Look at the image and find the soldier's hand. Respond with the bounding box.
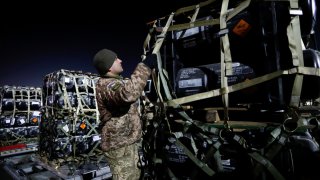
[142,54,158,69]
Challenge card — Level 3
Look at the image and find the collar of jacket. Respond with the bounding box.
[101,74,123,79]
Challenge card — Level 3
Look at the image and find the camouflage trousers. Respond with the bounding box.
[105,143,141,180]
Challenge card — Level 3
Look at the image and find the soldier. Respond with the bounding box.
[93,49,157,180]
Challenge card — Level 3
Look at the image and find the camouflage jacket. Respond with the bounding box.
[95,63,151,151]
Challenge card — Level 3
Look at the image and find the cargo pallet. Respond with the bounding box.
[0,153,112,180]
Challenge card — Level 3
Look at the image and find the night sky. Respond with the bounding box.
[0,1,186,87]
[1,22,149,87]
[2,0,318,88]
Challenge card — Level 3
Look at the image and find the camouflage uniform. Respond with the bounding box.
[95,63,151,180]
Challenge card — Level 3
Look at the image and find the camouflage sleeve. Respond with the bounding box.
[107,63,151,105]
[95,82,112,123]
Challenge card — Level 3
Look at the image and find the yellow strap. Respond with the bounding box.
[175,0,217,16]
[220,0,233,76]
[287,17,304,66]
[91,76,100,122]
[168,18,220,31]
[142,21,157,58]
[73,74,82,115]
[155,71,164,102]
[190,5,200,23]
[287,0,304,107]
[290,74,303,107]
[152,13,175,56]
[151,13,174,95]
[219,0,231,124]
[60,70,73,112]
[290,66,320,76]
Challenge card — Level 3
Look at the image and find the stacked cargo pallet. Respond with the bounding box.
[40,69,102,160]
[0,85,42,157]
[0,70,112,179]
[39,69,111,179]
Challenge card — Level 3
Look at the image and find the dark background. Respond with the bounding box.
[0,1,195,87]
[1,0,319,88]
